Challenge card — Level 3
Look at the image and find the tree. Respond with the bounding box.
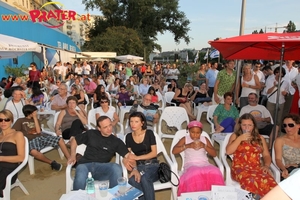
[252,30,258,34]
[82,26,144,56]
[286,20,296,32]
[259,29,264,34]
[83,0,191,55]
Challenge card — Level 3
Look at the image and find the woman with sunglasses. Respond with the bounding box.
[93,84,109,108]
[0,109,25,198]
[95,96,119,128]
[274,114,300,180]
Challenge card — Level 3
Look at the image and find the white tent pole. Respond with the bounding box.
[272,43,285,148]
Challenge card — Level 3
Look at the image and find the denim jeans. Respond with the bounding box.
[194,97,212,104]
[73,162,122,190]
[129,163,159,200]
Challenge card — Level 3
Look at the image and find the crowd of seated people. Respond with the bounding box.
[1,59,300,199]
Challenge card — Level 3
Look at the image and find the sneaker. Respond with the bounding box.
[51,160,62,171]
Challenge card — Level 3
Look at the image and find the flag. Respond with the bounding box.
[203,49,209,60]
[194,51,199,63]
[186,53,189,63]
[209,49,220,59]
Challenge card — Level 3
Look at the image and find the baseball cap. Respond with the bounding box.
[187,121,203,129]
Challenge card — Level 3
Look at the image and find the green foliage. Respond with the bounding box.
[252,30,258,34]
[259,29,264,34]
[286,20,296,32]
[4,64,28,77]
[177,63,199,86]
[83,0,190,55]
[82,26,144,56]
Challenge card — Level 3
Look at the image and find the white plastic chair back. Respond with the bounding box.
[206,105,218,133]
[219,133,240,187]
[84,94,90,112]
[156,91,165,111]
[271,142,284,183]
[158,107,189,139]
[2,137,29,200]
[164,91,176,106]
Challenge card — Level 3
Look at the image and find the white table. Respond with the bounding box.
[119,106,132,125]
[37,107,55,119]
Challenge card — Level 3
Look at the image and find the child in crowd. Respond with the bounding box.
[172,121,225,196]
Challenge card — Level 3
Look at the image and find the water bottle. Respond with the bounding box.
[86,172,95,196]
[123,100,126,108]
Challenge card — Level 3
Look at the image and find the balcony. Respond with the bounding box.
[66,20,72,24]
[80,23,83,26]
[67,31,72,35]
[67,25,72,29]
[80,33,84,36]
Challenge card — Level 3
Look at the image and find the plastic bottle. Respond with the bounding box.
[123,100,126,108]
[86,172,95,196]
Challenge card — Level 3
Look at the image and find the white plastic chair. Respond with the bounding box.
[158,107,189,140]
[87,108,124,139]
[65,144,125,193]
[1,137,29,200]
[84,94,90,112]
[156,91,165,112]
[164,91,176,106]
[271,143,283,183]
[220,133,279,187]
[28,129,64,175]
[170,130,224,195]
[121,132,177,200]
[206,105,218,134]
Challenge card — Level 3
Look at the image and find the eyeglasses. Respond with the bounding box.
[100,101,108,104]
[0,118,11,122]
[56,82,60,83]
[283,123,295,128]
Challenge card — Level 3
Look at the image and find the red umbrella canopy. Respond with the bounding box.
[209,32,300,60]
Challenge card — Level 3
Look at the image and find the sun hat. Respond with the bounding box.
[187,121,203,129]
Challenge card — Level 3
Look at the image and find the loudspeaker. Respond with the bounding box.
[174,54,178,62]
[13,58,18,64]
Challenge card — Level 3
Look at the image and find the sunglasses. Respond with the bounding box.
[0,118,11,122]
[283,123,295,128]
[100,101,108,104]
[56,82,60,83]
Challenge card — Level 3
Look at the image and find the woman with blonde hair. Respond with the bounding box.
[236,63,260,109]
[0,109,25,198]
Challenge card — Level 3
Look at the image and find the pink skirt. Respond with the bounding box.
[177,165,225,196]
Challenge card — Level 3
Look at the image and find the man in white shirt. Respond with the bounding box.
[240,93,278,149]
[282,60,298,116]
[206,61,219,97]
[53,61,63,81]
[5,88,29,123]
[82,61,91,76]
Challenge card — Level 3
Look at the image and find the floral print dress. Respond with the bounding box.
[231,141,277,197]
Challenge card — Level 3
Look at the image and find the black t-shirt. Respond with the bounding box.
[125,130,157,160]
[75,129,129,164]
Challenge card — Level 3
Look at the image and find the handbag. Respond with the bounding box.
[157,162,180,186]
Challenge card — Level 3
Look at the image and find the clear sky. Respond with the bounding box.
[59,0,299,51]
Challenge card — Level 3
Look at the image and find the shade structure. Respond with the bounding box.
[0,34,41,59]
[115,54,143,60]
[120,59,145,64]
[209,32,300,60]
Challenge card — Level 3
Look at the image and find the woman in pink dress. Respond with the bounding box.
[172,121,225,196]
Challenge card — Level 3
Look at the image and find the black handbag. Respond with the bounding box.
[157,162,180,186]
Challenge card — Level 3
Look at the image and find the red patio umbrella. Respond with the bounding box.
[209,32,300,60]
[209,32,300,147]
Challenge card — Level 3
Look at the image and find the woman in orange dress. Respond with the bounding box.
[226,113,277,198]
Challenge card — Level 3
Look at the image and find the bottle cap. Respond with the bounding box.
[88,172,92,178]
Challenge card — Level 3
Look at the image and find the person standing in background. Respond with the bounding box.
[28,62,41,89]
[206,61,219,97]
